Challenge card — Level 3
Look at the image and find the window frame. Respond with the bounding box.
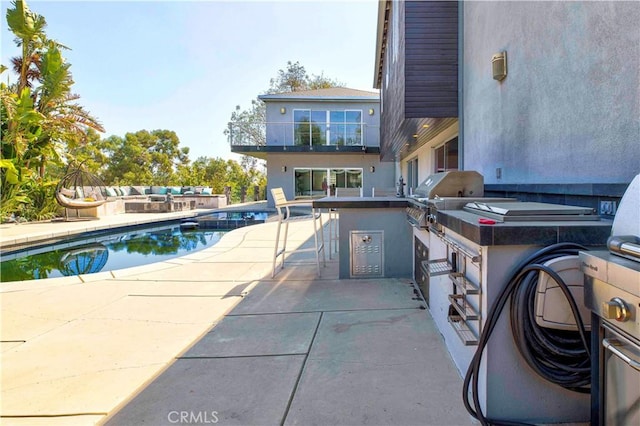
[434,137,459,173]
[293,167,363,198]
[293,109,363,147]
[407,157,419,193]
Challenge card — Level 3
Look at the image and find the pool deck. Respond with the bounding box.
[0,208,475,425]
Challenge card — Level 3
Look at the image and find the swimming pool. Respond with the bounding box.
[0,224,226,282]
[196,211,272,229]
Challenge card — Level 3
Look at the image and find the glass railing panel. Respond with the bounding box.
[228,122,379,148]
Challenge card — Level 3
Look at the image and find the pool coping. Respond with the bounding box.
[0,210,208,253]
[1,211,290,423]
[0,208,271,295]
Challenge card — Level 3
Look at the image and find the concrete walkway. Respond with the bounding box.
[1,211,473,426]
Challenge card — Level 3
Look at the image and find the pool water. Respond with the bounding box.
[200,211,270,220]
[0,225,226,282]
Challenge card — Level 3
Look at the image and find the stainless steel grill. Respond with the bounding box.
[581,173,640,426]
[412,170,484,199]
[406,171,513,230]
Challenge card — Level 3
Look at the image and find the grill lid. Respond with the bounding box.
[463,201,599,222]
[611,173,640,238]
[413,171,484,199]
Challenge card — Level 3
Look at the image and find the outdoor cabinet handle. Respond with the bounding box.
[603,337,640,372]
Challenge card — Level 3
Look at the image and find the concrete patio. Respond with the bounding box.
[1,210,474,426]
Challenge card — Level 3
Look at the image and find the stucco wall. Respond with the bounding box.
[266,153,395,206]
[463,1,639,184]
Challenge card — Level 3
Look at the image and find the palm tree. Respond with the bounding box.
[1,0,104,219]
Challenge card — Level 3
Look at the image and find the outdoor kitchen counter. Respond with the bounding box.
[436,209,613,247]
[426,208,613,423]
[313,197,411,279]
[312,196,409,209]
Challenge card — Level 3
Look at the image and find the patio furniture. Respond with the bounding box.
[371,187,398,197]
[271,187,326,278]
[55,162,107,221]
[329,187,363,257]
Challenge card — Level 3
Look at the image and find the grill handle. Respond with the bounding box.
[608,235,640,261]
[603,337,640,372]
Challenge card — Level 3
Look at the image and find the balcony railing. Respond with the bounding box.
[228,122,380,148]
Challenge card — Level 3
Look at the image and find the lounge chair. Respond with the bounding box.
[54,162,107,220]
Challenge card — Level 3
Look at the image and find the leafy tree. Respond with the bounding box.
[1,0,103,220]
[63,128,108,176]
[268,61,344,94]
[268,60,309,93]
[101,134,152,185]
[227,101,265,146]
[148,130,190,184]
[308,71,343,90]
[184,156,228,193]
[101,130,189,185]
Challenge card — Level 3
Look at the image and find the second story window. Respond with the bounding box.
[294,110,326,146]
[294,109,363,146]
[329,110,362,146]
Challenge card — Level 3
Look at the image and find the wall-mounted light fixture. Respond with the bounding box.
[280,107,286,114]
[368,108,375,115]
[281,166,287,172]
[369,166,375,173]
[492,51,507,81]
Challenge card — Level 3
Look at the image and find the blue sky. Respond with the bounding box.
[1,0,379,160]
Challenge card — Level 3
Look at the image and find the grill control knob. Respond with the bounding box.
[602,297,630,322]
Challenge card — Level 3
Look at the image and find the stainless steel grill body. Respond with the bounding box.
[582,251,640,426]
[580,174,640,425]
[406,170,508,230]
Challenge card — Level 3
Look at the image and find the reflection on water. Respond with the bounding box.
[1,227,226,282]
[203,211,269,221]
[59,243,109,276]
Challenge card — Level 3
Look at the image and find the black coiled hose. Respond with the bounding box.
[462,242,591,426]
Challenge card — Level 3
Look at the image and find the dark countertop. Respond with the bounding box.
[437,209,613,247]
[313,197,409,209]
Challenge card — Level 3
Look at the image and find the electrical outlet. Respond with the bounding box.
[599,201,617,216]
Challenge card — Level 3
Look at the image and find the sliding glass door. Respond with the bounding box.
[294,168,362,198]
[294,168,328,197]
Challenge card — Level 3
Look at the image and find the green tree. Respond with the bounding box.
[268,61,344,94]
[63,128,108,176]
[227,100,265,146]
[268,60,309,93]
[1,0,103,220]
[308,71,343,90]
[101,130,189,186]
[101,134,152,185]
[148,130,190,185]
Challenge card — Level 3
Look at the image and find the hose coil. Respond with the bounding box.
[462,242,591,426]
